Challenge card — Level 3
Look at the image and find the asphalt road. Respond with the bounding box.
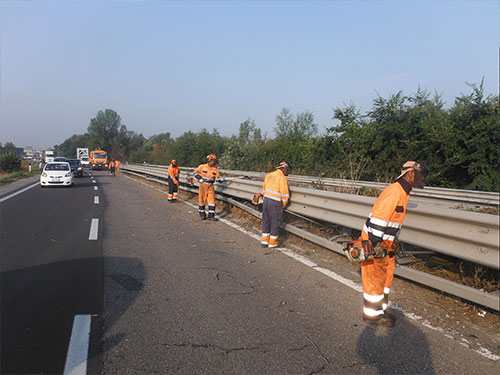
[1,171,498,374]
[1,172,103,374]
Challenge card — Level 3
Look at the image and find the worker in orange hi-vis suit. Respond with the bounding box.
[360,161,429,327]
[167,159,180,203]
[253,161,291,248]
[192,154,223,220]
[115,160,120,174]
[109,160,116,176]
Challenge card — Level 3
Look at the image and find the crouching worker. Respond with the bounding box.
[193,154,222,220]
[253,162,291,248]
[168,159,180,202]
[357,161,429,327]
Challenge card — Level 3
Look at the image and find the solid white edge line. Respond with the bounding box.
[94,196,99,205]
[0,182,39,203]
[88,218,99,240]
[63,314,91,375]
[123,174,500,362]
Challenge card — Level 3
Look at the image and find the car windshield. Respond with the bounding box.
[94,153,107,158]
[68,159,81,167]
[45,163,69,171]
[82,157,89,161]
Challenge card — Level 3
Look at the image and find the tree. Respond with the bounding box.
[87,109,122,151]
[274,108,318,141]
[54,134,89,157]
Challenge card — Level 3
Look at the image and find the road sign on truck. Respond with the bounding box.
[77,148,90,167]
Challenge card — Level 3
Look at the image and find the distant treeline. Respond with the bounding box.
[54,81,499,192]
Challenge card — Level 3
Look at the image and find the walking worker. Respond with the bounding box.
[192,154,222,220]
[109,160,116,176]
[115,159,120,174]
[360,161,429,327]
[167,159,180,202]
[253,161,291,248]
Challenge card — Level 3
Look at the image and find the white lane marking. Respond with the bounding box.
[88,218,99,240]
[63,314,91,375]
[0,182,39,203]
[94,186,98,191]
[92,180,96,184]
[124,175,500,362]
[94,196,99,205]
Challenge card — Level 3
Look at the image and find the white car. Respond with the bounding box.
[40,162,74,187]
[80,157,90,167]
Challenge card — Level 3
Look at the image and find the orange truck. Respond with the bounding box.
[89,150,108,170]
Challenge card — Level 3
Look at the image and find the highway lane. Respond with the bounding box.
[1,172,104,374]
[101,174,499,374]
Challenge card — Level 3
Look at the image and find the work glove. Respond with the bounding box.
[188,177,194,185]
[253,193,263,204]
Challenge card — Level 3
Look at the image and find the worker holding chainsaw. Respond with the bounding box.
[253,161,292,248]
[167,159,180,202]
[190,154,223,220]
[344,161,429,327]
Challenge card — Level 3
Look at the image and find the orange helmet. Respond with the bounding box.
[207,154,217,161]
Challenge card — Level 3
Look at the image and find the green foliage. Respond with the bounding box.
[54,134,89,157]
[0,153,22,173]
[87,109,122,151]
[51,82,499,192]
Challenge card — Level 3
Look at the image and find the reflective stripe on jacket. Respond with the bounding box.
[262,169,289,207]
[194,163,220,185]
[168,165,180,184]
[361,179,411,249]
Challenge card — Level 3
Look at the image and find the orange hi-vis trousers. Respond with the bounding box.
[198,183,216,218]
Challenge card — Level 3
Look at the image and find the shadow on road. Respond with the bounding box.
[0,256,145,375]
[356,313,435,374]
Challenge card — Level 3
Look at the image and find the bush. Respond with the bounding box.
[0,153,22,172]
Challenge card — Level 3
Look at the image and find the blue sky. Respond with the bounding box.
[1,0,498,149]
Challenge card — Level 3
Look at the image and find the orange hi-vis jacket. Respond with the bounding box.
[262,169,289,208]
[361,179,411,250]
[194,163,220,185]
[168,164,180,184]
[115,160,120,168]
[109,161,115,169]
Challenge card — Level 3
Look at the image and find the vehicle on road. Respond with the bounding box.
[80,157,90,167]
[89,150,108,170]
[43,150,54,163]
[67,159,83,177]
[54,157,69,162]
[40,162,73,187]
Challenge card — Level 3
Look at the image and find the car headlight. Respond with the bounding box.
[78,167,82,170]
[42,172,47,177]
[65,172,72,177]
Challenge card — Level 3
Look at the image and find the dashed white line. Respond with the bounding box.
[88,218,99,240]
[94,196,99,205]
[94,186,98,191]
[63,314,91,375]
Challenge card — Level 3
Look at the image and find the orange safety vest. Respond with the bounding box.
[194,163,219,184]
[361,179,411,250]
[115,160,120,167]
[168,164,180,184]
[262,169,289,207]
[109,161,115,168]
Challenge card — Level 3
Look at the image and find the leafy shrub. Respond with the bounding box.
[0,153,22,172]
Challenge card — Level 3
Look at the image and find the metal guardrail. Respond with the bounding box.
[136,163,500,207]
[121,164,500,311]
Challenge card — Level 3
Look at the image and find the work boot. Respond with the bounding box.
[199,212,206,220]
[363,315,395,327]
